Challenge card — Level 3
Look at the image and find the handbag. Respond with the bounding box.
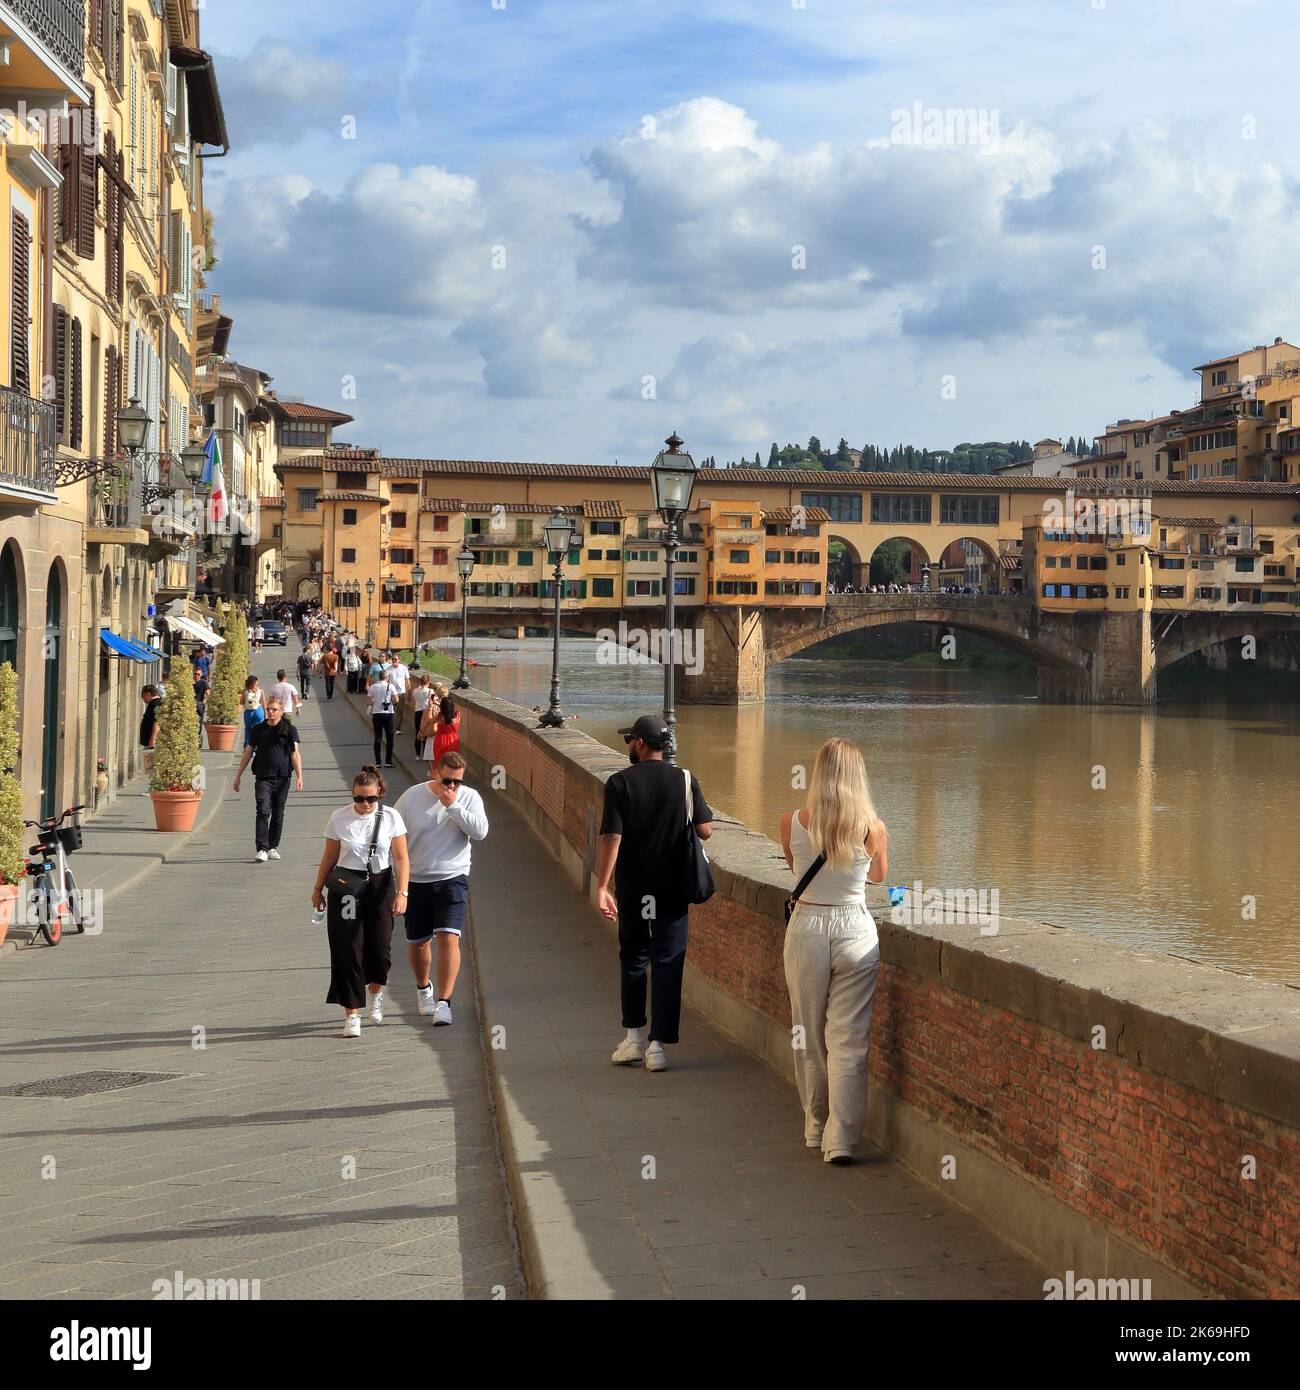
[681,769,716,905]
[784,835,827,924]
[325,804,387,906]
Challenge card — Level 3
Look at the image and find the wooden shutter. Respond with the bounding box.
[55,113,75,243]
[70,317,84,451]
[109,0,124,89]
[53,306,68,439]
[76,101,96,259]
[104,345,119,456]
[11,210,31,394]
[128,58,137,188]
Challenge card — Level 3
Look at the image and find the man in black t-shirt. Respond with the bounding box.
[232,697,304,863]
[596,714,714,1072]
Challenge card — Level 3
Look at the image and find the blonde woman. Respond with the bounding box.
[410,673,433,758]
[779,738,889,1165]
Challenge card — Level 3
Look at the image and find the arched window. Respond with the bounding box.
[0,543,17,671]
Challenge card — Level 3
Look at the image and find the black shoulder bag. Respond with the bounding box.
[681,769,716,905]
[784,833,827,924]
[325,805,386,907]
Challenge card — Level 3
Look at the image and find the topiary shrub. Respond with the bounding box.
[0,663,24,885]
[150,657,202,793]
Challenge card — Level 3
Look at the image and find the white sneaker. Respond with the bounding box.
[255,850,268,863]
[645,1042,668,1072]
[267,848,281,861]
[611,1037,646,1066]
[370,991,384,1024]
[432,999,452,1026]
[416,985,435,1016]
[341,1013,361,1039]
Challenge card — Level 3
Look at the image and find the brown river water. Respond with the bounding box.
[444,635,1300,988]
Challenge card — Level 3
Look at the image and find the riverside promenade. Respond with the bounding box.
[0,652,1046,1299]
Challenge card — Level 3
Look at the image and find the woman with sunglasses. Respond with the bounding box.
[312,765,410,1038]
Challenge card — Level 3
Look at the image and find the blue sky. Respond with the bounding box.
[202,0,1300,464]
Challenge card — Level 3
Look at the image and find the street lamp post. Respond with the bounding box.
[384,576,396,651]
[365,577,376,645]
[410,562,426,654]
[537,509,575,728]
[454,546,475,689]
[649,433,699,764]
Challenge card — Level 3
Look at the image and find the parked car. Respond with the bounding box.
[259,620,288,646]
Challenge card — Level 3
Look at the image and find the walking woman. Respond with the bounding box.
[779,737,889,1165]
[421,692,461,764]
[312,766,410,1038]
[242,674,266,748]
[410,673,434,758]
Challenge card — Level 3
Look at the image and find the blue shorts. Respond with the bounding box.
[404,876,469,943]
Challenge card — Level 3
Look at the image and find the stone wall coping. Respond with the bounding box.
[458,688,1300,1128]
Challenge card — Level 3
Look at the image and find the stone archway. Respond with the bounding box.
[867,535,933,589]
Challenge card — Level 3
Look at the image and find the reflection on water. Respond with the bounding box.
[447,635,1300,986]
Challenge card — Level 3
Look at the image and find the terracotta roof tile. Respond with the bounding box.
[763,506,832,524]
[582,499,625,518]
[420,499,466,512]
[258,495,283,508]
[269,401,355,425]
[317,491,388,505]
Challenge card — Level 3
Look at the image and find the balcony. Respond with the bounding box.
[0,386,55,505]
[0,1,86,95]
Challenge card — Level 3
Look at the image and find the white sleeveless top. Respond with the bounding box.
[790,813,872,906]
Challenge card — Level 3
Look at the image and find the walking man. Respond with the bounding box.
[366,668,398,767]
[269,668,302,722]
[139,684,162,776]
[595,715,714,1072]
[394,751,488,1025]
[296,645,313,700]
[232,697,304,863]
[321,643,340,700]
[388,651,410,732]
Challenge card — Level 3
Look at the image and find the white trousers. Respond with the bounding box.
[783,903,881,1154]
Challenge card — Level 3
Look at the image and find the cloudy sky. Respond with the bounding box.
[202,0,1300,466]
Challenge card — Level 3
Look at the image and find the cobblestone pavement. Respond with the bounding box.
[0,654,522,1300]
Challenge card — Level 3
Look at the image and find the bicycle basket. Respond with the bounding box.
[57,825,83,853]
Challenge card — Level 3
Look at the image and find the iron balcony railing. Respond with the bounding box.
[4,0,86,78]
[0,385,56,497]
[92,470,143,531]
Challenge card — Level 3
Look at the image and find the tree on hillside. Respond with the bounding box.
[836,437,851,463]
[807,435,822,458]
[767,442,779,467]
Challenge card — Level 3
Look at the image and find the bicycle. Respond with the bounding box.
[23,804,88,946]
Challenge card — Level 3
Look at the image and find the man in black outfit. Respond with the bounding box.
[596,714,714,1073]
[231,697,304,863]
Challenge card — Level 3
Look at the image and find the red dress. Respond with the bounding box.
[433,711,461,763]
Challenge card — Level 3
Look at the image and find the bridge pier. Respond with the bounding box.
[680,605,766,704]
[1037,610,1156,705]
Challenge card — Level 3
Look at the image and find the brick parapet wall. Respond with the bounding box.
[457,690,1300,1298]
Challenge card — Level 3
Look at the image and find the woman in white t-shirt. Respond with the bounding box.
[312,765,410,1038]
[410,674,433,758]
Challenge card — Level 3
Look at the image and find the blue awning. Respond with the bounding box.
[100,630,161,662]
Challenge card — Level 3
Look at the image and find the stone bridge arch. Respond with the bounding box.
[1154,612,1299,672]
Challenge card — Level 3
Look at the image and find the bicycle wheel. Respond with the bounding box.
[31,874,62,946]
[65,867,85,934]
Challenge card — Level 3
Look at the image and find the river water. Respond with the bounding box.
[447,635,1300,987]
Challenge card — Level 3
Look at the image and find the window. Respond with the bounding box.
[587,548,603,561]
[729,550,750,564]
[390,511,408,530]
[515,520,534,541]
[390,547,414,564]
[1042,584,1057,598]
[1045,556,1057,569]
[677,550,698,564]
[593,577,615,598]
[1091,557,1107,570]
[341,548,356,564]
[1115,586,1130,599]
[278,422,328,448]
[765,550,781,564]
[868,494,929,525]
[1058,556,1071,568]
[804,492,864,523]
[1196,586,1220,600]
[591,520,620,535]
[626,579,661,597]
[713,580,758,596]
[1156,586,1185,599]
[297,488,319,512]
[342,508,358,526]
[517,552,534,567]
[388,621,401,639]
[1116,553,1126,565]
[431,548,448,566]
[1235,556,1255,573]
[673,577,696,595]
[939,495,999,526]
[1159,557,1185,569]
[432,514,449,532]
[605,550,622,561]
[392,483,418,494]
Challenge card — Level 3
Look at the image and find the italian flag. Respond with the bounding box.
[203,430,228,524]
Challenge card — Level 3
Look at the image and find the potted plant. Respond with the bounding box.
[204,610,246,751]
[0,663,26,944]
[149,658,203,832]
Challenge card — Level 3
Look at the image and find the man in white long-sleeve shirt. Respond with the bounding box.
[393,751,488,1025]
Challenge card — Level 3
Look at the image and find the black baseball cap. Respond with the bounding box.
[618,715,670,748]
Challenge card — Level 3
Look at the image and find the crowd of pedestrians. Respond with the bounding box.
[828,581,1018,597]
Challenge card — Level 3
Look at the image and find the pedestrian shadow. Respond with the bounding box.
[4,1098,449,1140]
[0,1021,337,1056]
[75,1203,459,1244]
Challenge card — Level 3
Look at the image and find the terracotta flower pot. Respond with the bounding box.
[150,790,202,832]
[205,723,237,751]
[0,883,17,948]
